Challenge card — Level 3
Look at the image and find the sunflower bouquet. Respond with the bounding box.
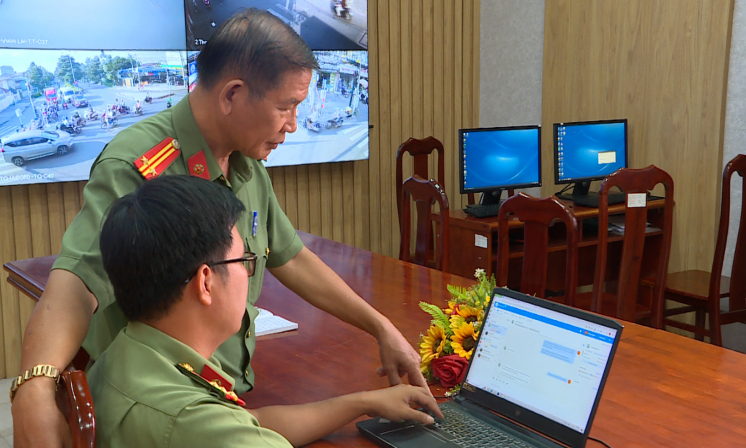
[419,269,496,391]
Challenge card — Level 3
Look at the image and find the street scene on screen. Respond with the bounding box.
[186,0,368,50]
[0,49,188,186]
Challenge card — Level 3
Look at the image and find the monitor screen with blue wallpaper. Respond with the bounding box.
[459,125,542,194]
[554,120,628,184]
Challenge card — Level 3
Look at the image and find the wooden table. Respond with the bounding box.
[6,231,746,447]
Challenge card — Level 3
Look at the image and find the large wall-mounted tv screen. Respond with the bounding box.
[0,0,368,187]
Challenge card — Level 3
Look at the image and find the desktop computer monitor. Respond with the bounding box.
[554,119,628,199]
[459,125,542,206]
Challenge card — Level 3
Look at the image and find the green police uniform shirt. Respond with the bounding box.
[87,321,293,448]
[53,95,303,394]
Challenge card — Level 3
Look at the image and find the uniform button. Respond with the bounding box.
[245,329,251,339]
[245,369,250,377]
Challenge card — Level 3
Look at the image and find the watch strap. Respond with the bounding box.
[9,364,61,403]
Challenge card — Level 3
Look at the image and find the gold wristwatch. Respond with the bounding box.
[9,364,61,403]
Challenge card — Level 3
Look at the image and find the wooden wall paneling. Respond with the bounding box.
[391,0,405,258]
[46,183,66,254]
[367,0,381,255]
[271,168,286,211]
[341,162,354,245]
[319,163,333,240]
[308,164,322,237]
[331,163,343,242]
[423,0,435,154]
[377,0,393,257]
[443,1,459,211]
[284,166,299,228]
[471,3,481,133]
[454,0,465,210]
[62,182,81,227]
[541,0,733,274]
[0,188,14,378]
[10,186,32,351]
[295,165,310,233]
[29,184,51,258]
[397,0,413,257]
[433,0,445,192]
[353,159,369,250]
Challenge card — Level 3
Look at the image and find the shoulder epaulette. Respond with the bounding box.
[176,363,246,406]
[133,137,181,180]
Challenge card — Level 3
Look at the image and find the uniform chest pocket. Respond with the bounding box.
[245,233,268,307]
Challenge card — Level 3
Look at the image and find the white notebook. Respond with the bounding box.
[255,308,299,337]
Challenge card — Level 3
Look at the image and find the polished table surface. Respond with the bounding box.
[5,231,746,447]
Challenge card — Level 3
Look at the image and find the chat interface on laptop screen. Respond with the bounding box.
[461,127,540,191]
[556,121,626,183]
[465,293,617,433]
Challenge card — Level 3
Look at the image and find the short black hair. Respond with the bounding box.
[100,175,246,322]
[196,8,319,96]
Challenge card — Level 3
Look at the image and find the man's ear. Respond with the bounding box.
[191,264,214,307]
[218,79,245,116]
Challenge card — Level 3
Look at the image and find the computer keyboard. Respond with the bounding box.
[434,405,533,448]
[464,203,503,218]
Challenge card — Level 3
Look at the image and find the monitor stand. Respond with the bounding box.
[556,181,627,208]
[556,181,598,202]
[480,189,505,206]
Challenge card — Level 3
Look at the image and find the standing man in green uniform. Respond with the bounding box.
[12,9,427,447]
[89,175,440,448]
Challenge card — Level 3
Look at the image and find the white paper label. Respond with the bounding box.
[598,151,616,164]
[627,193,647,208]
[475,234,489,248]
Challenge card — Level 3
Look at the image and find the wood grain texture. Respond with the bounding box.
[541,0,734,274]
[0,0,482,378]
[243,233,746,448]
[7,234,746,446]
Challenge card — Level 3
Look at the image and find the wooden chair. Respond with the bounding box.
[396,137,451,221]
[56,369,96,448]
[661,154,746,345]
[496,193,579,306]
[591,166,674,326]
[399,175,450,271]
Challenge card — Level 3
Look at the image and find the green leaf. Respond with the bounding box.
[419,302,454,337]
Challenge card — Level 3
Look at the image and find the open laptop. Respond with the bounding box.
[358,288,623,448]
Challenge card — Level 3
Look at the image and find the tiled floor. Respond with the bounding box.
[0,377,14,447]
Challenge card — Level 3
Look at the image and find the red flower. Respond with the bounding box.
[431,354,469,389]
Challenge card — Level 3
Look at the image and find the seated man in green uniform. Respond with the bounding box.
[89,175,440,448]
[13,8,426,448]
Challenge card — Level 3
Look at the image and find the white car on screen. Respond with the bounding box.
[1,130,74,167]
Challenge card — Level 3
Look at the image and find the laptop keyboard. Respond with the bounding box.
[435,405,534,448]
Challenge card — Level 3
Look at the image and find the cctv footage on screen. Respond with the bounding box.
[0,0,369,187]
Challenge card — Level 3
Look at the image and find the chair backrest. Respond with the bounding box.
[592,166,674,325]
[396,137,447,222]
[399,175,450,271]
[496,193,579,306]
[711,154,746,313]
[56,369,96,448]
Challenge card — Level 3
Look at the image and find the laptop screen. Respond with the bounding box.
[464,292,619,434]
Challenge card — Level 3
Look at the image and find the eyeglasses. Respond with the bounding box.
[185,252,257,284]
[209,252,257,277]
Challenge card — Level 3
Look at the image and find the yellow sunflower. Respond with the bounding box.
[444,300,457,315]
[451,322,479,359]
[454,305,481,324]
[420,325,446,366]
